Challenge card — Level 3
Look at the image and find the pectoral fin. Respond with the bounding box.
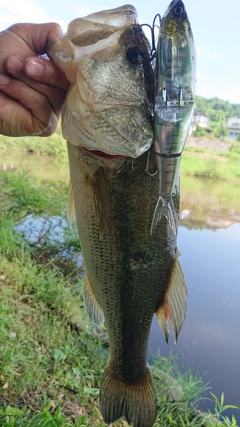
[155,250,187,343]
[84,273,104,326]
[67,180,75,227]
[87,168,109,238]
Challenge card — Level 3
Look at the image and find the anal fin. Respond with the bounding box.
[84,273,104,327]
[155,250,187,343]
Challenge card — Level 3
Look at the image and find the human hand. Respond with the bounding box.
[0,23,70,137]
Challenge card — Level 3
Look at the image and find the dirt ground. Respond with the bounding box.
[186,136,232,151]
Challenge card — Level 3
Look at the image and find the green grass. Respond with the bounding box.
[0,122,67,157]
[181,144,240,182]
[180,174,240,218]
[1,123,240,183]
[0,171,80,259]
[0,171,238,427]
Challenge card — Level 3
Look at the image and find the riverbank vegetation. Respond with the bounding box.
[0,123,67,156]
[181,142,240,182]
[1,101,240,183]
[0,95,239,425]
[0,171,238,426]
[194,96,240,138]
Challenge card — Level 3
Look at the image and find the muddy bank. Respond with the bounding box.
[186,137,232,151]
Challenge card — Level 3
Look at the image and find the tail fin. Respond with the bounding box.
[150,196,177,235]
[99,362,157,427]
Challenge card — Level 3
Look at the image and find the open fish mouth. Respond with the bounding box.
[47,6,154,159]
[61,104,153,158]
[83,148,124,159]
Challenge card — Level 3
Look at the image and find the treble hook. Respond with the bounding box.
[145,151,158,177]
[141,13,161,61]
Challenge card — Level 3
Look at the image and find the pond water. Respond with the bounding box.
[148,176,240,421]
[2,150,240,421]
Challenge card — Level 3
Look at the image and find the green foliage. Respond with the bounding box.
[194,96,240,138]
[230,143,240,155]
[195,96,240,119]
[192,126,209,138]
[181,156,226,181]
[0,218,105,425]
[210,392,238,419]
[0,171,238,427]
[0,121,67,156]
[181,143,240,181]
[208,393,239,427]
[0,397,95,426]
[0,171,80,259]
[0,171,67,220]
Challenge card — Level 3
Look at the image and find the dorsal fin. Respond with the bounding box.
[155,250,187,343]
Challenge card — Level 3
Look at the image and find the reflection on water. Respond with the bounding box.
[15,214,85,278]
[0,149,69,184]
[149,176,240,421]
[2,151,240,420]
[179,175,240,230]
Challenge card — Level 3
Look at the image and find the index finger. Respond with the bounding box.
[7,23,64,56]
[24,56,70,91]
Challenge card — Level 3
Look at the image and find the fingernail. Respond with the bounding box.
[8,56,24,72]
[25,59,44,77]
[0,74,10,85]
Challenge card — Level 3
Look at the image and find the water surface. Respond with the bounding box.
[2,151,240,421]
[149,176,240,421]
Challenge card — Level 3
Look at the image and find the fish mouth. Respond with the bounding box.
[83,148,124,159]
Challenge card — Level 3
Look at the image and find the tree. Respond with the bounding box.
[194,95,240,136]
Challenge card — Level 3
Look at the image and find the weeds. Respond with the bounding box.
[181,144,240,182]
[0,170,80,264]
[0,171,238,426]
[0,171,67,220]
[0,122,67,157]
[209,393,238,427]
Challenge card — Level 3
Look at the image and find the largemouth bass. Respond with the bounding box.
[47,5,187,427]
[151,0,196,235]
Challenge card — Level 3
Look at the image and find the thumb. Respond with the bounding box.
[9,23,64,56]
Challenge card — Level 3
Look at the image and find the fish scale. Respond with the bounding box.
[67,142,182,427]
[47,5,187,427]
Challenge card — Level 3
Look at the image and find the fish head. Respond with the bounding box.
[47,5,154,158]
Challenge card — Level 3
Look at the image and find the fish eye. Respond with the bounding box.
[174,6,184,15]
[126,47,145,65]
